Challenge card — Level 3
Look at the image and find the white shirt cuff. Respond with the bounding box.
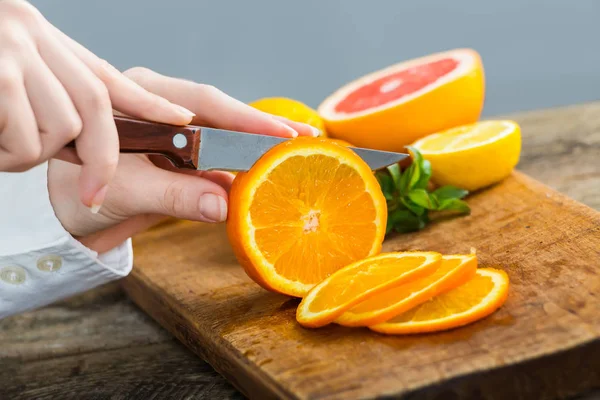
[0,163,133,319]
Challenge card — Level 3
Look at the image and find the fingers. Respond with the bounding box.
[270,115,321,137]
[50,25,195,126]
[23,51,82,162]
[0,58,41,172]
[76,214,167,254]
[54,148,82,165]
[0,9,42,172]
[123,67,317,138]
[148,154,235,192]
[37,33,119,210]
[136,168,229,222]
[195,171,235,193]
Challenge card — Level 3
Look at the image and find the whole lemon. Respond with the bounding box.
[249,97,327,137]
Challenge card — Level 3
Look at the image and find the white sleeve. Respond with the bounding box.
[0,163,133,320]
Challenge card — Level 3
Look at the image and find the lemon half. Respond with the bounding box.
[412,120,521,191]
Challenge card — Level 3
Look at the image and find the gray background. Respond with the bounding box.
[32,0,599,116]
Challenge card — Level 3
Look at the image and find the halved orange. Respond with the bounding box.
[296,252,442,328]
[318,48,485,152]
[335,254,477,327]
[227,137,387,298]
[370,268,509,335]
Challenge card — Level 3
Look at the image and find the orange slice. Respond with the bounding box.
[296,252,442,328]
[370,268,509,335]
[227,137,387,297]
[335,254,477,327]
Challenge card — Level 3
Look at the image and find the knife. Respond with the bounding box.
[69,116,408,171]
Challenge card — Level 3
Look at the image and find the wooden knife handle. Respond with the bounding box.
[66,116,202,169]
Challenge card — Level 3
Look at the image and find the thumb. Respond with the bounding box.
[120,162,230,223]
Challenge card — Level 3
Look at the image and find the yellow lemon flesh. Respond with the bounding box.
[412,120,521,191]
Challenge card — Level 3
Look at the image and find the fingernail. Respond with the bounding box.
[173,104,196,119]
[199,194,228,222]
[310,126,322,137]
[277,122,298,138]
[90,185,108,214]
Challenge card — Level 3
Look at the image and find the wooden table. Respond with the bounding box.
[1,102,599,400]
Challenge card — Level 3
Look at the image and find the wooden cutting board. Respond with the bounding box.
[122,171,600,400]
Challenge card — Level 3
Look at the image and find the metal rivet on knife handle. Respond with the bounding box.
[111,115,202,169]
[172,133,188,149]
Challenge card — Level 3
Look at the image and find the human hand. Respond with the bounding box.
[48,68,319,253]
[0,0,316,213]
[0,0,200,210]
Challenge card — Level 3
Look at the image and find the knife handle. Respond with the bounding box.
[66,116,201,169]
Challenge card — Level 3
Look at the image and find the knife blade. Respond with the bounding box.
[197,127,408,171]
[69,116,408,171]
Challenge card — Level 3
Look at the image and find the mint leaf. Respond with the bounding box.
[406,146,423,166]
[406,146,433,190]
[393,211,429,233]
[408,188,438,210]
[438,198,471,214]
[378,146,470,236]
[376,171,395,201]
[387,208,414,234]
[415,159,432,189]
[398,164,413,195]
[387,163,401,188]
[408,162,421,190]
[434,186,469,201]
[400,197,425,216]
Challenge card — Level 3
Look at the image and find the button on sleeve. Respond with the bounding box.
[0,163,134,320]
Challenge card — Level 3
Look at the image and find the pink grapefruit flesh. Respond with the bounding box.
[334,58,460,114]
[317,49,485,152]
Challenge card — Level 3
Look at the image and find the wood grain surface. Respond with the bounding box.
[120,170,600,400]
[1,102,599,400]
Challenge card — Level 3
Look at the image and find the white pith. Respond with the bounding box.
[298,252,441,320]
[374,269,505,328]
[318,49,478,120]
[302,210,321,233]
[412,121,517,154]
[338,254,471,320]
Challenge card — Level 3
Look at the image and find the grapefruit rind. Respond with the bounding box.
[317,48,485,152]
[319,49,479,120]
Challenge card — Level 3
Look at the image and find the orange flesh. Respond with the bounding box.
[334,57,459,114]
[308,256,429,312]
[388,272,496,323]
[249,154,378,285]
[347,257,465,314]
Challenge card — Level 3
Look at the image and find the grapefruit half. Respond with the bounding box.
[318,49,485,152]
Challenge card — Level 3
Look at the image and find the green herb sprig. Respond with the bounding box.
[375,146,471,235]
